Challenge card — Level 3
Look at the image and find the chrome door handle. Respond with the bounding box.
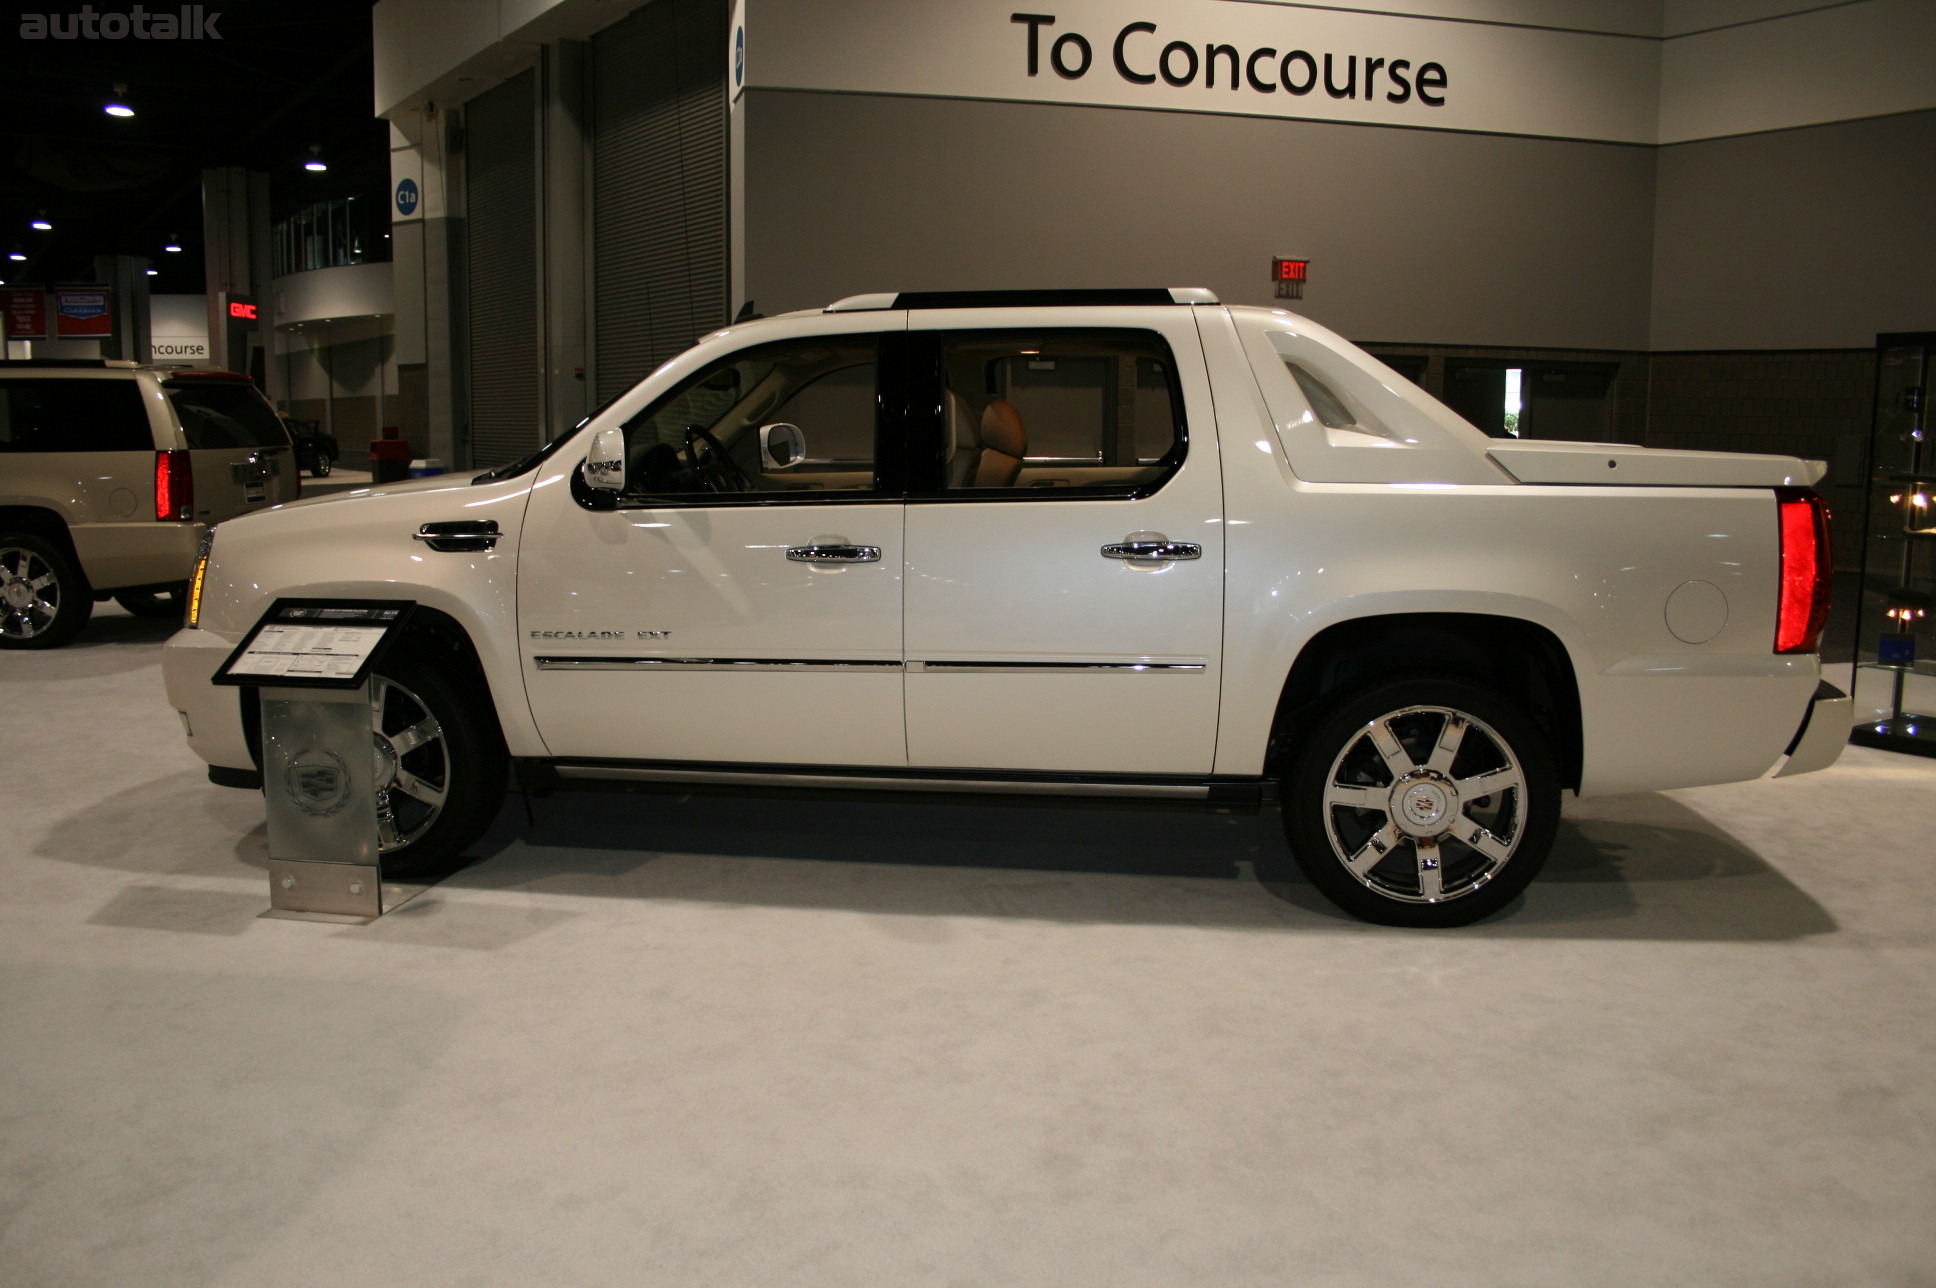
[786,543,880,563]
[1101,540,1200,561]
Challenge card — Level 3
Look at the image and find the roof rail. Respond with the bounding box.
[825,287,1218,312]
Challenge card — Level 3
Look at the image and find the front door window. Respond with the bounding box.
[613,336,883,501]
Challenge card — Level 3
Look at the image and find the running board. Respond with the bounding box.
[521,759,1266,808]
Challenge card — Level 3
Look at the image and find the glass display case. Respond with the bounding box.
[1851,333,1936,756]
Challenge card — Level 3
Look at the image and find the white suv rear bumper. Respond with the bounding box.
[1775,682,1852,778]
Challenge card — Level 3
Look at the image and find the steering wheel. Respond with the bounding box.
[682,425,753,493]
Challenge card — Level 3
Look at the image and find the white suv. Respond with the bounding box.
[163,289,1846,926]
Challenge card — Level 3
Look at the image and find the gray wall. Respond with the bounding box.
[745,90,1660,351]
[1650,109,1936,350]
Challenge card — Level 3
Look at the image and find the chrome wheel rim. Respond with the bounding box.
[1321,704,1529,905]
[0,546,61,640]
[370,675,449,851]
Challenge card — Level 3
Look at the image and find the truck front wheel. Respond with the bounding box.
[1273,675,1559,927]
[363,644,508,876]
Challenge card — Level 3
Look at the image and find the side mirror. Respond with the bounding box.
[759,422,806,471]
[584,427,626,491]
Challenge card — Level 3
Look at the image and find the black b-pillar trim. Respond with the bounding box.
[874,331,913,495]
[896,331,948,494]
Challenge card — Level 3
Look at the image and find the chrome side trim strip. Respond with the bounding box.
[911,660,1205,673]
[553,763,1213,799]
[534,656,904,672]
[536,657,1202,674]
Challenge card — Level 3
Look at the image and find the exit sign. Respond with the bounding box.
[1272,258,1309,299]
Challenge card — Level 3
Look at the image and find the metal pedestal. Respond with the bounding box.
[258,682,430,923]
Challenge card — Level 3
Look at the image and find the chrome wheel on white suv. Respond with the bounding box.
[356,642,509,875]
[370,673,452,851]
[1275,676,1559,927]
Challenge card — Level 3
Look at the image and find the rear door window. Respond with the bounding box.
[0,379,151,452]
[922,329,1185,496]
[164,380,290,449]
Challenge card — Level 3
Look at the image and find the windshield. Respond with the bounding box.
[165,380,289,449]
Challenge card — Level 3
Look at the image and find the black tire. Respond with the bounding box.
[1269,674,1560,927]
[0,534,92,649]
[363,642,508,876]
[114,583,189,619]
[310,455,332,478]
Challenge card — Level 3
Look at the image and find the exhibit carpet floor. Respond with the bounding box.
[4,612,1933,1287]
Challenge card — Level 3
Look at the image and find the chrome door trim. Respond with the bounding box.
[553,763,1215,799]
[533,655,904,672]
[910,660,1205,673]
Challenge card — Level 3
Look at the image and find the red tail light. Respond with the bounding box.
[155,450,193,521]
[1775,487,1831,654]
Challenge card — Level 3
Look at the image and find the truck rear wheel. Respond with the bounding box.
[0,534,92,649]
[1272,675,1559,927]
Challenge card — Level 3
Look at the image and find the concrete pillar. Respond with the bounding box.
[201,166,271,380]
[94,254,152,363]
[388,108,465,466]
[542,39,590,439]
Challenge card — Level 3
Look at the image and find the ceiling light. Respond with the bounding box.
[163,235,182,253]
[7,252,25,262]
[30,219,51,231]
[304,144,327,172]
[104,83,134,117]
[145,268,158,276]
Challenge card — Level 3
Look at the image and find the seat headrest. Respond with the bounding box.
[981,399,1026,457]
[946,389,979,454]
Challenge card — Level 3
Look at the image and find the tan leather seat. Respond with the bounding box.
[944,390,981,487]
[972,399,1026,488]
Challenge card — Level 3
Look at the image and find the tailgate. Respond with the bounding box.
[188,444,296,521]
[163,377,298,520]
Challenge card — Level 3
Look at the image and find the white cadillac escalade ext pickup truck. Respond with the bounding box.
[163,289,1849,926]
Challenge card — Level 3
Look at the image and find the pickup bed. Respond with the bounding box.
[162,288,1847,926]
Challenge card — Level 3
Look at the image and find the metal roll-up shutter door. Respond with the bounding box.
[466,69,541,467]
[591,0,727,406]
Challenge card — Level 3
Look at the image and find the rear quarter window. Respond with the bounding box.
[0,379,152,452]
[165,380,290,449]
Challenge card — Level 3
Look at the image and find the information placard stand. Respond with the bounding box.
[216,600,432,924]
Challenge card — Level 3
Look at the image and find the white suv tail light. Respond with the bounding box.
[1775,488,1831,654]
